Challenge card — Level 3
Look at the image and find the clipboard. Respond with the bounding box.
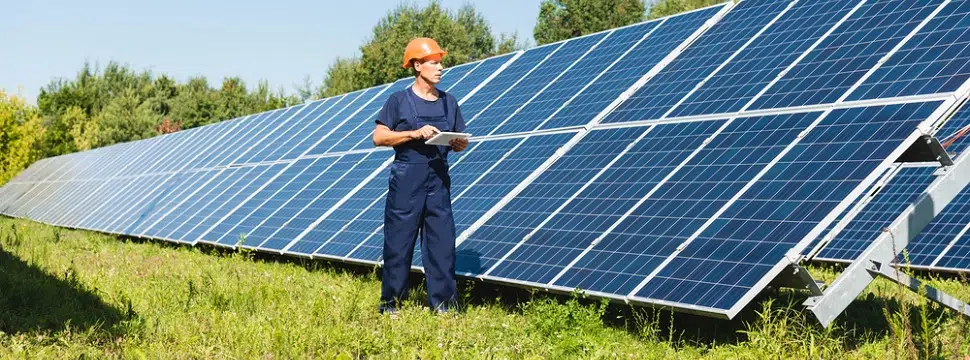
[425,132,472,146]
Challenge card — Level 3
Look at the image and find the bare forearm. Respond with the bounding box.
[374,128,416,147]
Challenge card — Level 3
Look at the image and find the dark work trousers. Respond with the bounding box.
[380,158,457,311]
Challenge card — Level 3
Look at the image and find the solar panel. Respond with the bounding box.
[670,0,862,117]
[751,0,945,110]
[809,165,933,262]
[278,151,392,255]
[458,44,562,128]
[351,131,577,264]
[630,102,942,314]
[440,52,518,102]
[462,32,608,134]
[604,0,791,123]
[9,0,970,323]
[234,97,343,164]
[493,22,661,135]
[808,103,970,265]
[323,79,413,153]
[197,157,337,246]
[848,0,970,100]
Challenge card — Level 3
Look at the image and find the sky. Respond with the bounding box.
[2,0,543,105]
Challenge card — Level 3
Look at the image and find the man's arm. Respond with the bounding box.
[373,124,440,147]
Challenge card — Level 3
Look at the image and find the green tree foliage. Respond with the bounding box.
[646,0,726,19]
[319,1,519,97]
[0,91,44,184]
[35,62,298,158]
[533,0,646,45]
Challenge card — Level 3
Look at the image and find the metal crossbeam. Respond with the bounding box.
[805,131,970,327]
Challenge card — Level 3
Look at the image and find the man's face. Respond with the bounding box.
[414,54,444,84]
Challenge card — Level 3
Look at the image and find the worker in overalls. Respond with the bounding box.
[372,37,469,314]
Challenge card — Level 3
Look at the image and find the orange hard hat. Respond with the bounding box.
[402,37,447,69]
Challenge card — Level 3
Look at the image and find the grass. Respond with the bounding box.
[0,217,968,359]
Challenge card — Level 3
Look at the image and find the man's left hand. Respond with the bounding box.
[449,137,469,152]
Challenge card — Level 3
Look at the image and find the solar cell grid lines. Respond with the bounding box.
[848,0,970,101]
[242,153,369,251]
[9,0,970,323]
[494,22,660,135]
[604,0,792,123]
[751,0,946,110]
[670,0,863,117]
[467,32,609,135]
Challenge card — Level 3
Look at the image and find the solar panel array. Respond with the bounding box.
[5,0,970,319]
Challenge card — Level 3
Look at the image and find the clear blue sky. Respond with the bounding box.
[2,0,543,105]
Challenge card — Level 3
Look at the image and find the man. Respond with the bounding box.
[372,37,469,315]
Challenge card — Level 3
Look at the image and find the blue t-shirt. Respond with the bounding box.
[376,88,466,161]
[375,88,465,131]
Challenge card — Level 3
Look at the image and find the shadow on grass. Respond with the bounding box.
[0,243,126,335]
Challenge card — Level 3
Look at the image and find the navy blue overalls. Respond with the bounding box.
[376,87,465,311]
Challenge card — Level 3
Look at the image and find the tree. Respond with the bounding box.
[646,0,724,19]
[533,0,646,45]
[0,91,44,184]
[320,1,514,97]
[90,89,160,147]
[168,77,218,129]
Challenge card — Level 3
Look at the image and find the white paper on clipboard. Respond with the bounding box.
[425,132,472,146]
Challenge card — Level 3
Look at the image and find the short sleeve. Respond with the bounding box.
[376,95,400,128]
[454,99,467,133]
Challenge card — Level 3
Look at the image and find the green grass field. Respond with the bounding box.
[0,217,968,359]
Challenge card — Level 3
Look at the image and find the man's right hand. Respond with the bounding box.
[411,125,440,140]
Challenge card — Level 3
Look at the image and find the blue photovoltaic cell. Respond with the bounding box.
[555,112,818,294]
[239,153,367,250]
[175,121,241,171]
[605,0,790,123]
[217,106,307,166]
[322,141,501,260]
[849,0,970,100]
[263,94,351,160]
[539,5,725,130]
[235,97,340,164]
[110,170,218,234]
[911,189,970,269]
[813,105,970,263]
[156,122,232,173]
[815,166,938,262]
[937,239,970,270]
[752,0,943,110]
[448,130,631,275]
[304,85,389,155]
[92,174,171,231]
[201,158,333,246]
[490,122,725,285]
[634,101,940,311]
[433,62,475,93]
[279,152,391,255]
[199,113,279,168]
[442,53,516,101]
[465,33,607,135]
[459,44,562,126]
[312,164,394,259]
[340,79,416,152]
[173,164,287,242]
[277,92,365,160]
[139,168,246,238]
[351,133,575,264]
[492,22,659,135]
[671,0,859,117]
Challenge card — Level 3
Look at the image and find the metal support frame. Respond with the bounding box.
[805,128,970,327]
